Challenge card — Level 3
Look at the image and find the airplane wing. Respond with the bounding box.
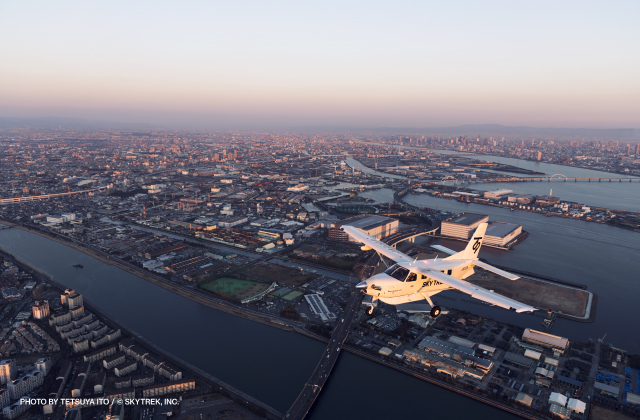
[431,245,457,255]
[341,225,411,262]
[473,261,520,280]
[409,265,536,313]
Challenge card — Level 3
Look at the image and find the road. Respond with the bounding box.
[284,290,364,420]
[283,226,440,419]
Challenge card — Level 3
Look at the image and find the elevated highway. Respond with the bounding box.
[0,186,108,204]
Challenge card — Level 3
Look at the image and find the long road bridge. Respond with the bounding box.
[284,228,437,420]
[284,290,363,420]
[394,175,640,199]
[458,175,640,183]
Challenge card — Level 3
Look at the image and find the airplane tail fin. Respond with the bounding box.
[446,223,487,260]
[462,223,487,259]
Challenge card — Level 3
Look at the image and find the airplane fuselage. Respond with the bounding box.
[345,222,537,314]
[357,260,475,304]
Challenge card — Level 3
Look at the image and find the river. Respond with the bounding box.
[2,153,639,419]
[0,227,521,420]
[346,149,640,211]
[345,155,640,353]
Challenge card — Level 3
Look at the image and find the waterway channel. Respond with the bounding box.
[349,146,640,211]
[345,153,640,350]
[0,227,521,420]
[2,153,639,419]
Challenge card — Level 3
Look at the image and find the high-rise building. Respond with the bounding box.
[61,290,83,309]
[35,358,52,376]
[32,300,50,319]
[0,360,16,384]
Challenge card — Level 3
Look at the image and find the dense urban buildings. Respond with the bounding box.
[0,128,638,420]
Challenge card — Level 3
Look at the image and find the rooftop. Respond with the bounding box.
[485,222,521,238]
[445,213,488,226]
[523,328,569,349]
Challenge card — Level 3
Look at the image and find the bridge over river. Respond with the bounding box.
[284,227,437,420]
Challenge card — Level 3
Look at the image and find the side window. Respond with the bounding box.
[406,273,417,282]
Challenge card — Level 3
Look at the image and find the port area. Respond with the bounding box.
[400,243,595,322]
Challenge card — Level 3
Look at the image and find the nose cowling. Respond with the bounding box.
[355,281,367,290]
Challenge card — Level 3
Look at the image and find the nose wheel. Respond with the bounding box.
[430,306,441,318]
[365,305,374,316]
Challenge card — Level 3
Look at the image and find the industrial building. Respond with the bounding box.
[515,393,533,406]
[536,195,561,206]
[329,215,398,241]
[503,352,533,368]
[304,294,336,322]
[483,189,513,199]
[441,213,489,239]
[522,329,569,353]
[507,194,537,204]
[483,222,523,247]
[218,216,249,228]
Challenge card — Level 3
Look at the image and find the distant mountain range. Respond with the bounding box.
[1,118,638,139]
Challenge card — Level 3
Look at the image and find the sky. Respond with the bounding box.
[1,1,639,130]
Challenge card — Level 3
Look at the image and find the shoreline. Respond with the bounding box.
[405,187,640,223]
[354,141,638,179]
[0,244,285,420]
[0,219,304,333]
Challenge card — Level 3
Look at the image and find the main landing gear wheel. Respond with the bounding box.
[365,305,374,316]
[430,306,441,318]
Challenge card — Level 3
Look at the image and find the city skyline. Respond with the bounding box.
[2,1,639,130]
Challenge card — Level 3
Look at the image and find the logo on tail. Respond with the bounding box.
[462,223,488,259]
[472,237,482,252]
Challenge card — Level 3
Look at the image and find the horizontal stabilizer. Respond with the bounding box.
[431,245,457,255]
[407,265,537,313]
[473,261,520,280]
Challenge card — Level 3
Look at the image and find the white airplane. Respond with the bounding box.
[342,223,537,317]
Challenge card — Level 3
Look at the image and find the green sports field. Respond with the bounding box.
[201,277,272,302]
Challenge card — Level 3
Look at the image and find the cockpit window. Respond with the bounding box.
[385,264,410,281]
[406,273,417,282]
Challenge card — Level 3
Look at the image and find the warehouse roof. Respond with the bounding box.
[485,222,521,238]
[523,329,568,349]
[444,213,488,226]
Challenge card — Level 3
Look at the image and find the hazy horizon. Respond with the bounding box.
[2,1,639,129]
